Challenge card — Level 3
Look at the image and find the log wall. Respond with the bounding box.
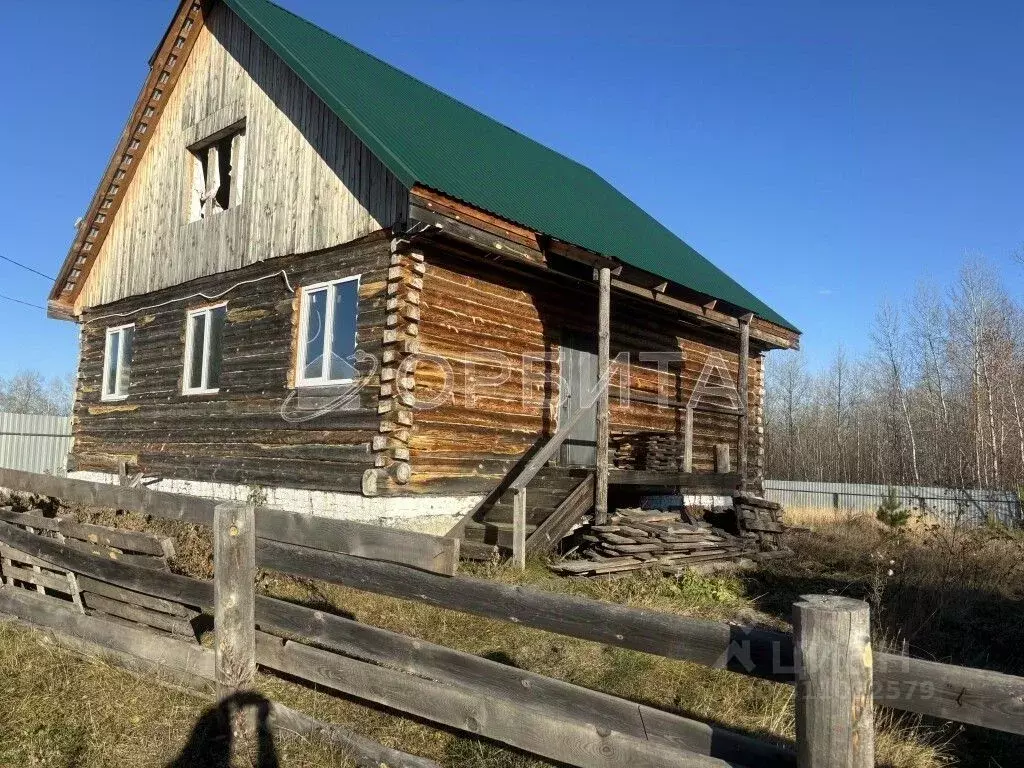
[411,249,765,492]
[71,234,391,493]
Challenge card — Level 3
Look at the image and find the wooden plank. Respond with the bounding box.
[873,652,1024,735]
[214,501,256,698]
[1,562,73,593]
[0,521,213,609]
[526,474,594,554]
[511,489,526,571]
[608,471,742,491]
[60,538,168,571]
[255,538,795,682]
[595,265,611,525]
[255,595,795,767]
[0,587,214,681]
[255,632,730,768]
[81,592,196,638]
[0,469,459,575]
[0,468,214,525]
[266,702,442,768]
[794,595,873,768]
[256,507,459,576]
[737,317,750,484]
[56,520,169,557]
[76,574,196,618]
[683,407,694,473]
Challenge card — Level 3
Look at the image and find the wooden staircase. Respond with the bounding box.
[462,466,594,554]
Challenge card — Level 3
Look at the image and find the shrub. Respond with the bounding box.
[877,487,911,528]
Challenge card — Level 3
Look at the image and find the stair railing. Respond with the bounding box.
[507,387,603,569]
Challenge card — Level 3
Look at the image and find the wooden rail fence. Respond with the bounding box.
[1,469,1023,767]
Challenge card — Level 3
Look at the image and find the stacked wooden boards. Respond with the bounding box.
[551,508,756,577]
[734,495,786,549]
[0,507,200,641]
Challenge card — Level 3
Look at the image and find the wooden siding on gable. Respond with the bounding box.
[75,2,406,313]
[72,235,391,493]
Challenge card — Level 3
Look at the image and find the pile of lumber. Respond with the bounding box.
[734,495,785,549]
[551,508,755,577]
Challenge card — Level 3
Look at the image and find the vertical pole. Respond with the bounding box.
[683,406,694,473]
[737,315,751,489]
[595,266,611,525]
[512,489,527,571]
[794,594,874,768]
[214,501,256,701]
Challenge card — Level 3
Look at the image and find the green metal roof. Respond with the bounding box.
[223,0,797,333]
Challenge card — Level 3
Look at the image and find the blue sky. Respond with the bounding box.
[2,0,1022,379]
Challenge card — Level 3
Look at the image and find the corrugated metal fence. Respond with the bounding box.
[763,479,1023,527]
[0,412,72,476]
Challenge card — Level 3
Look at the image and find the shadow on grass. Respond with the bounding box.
[167,692,279,768]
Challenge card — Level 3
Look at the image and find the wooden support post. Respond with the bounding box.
[737,315,751,488]
[512,489,527,571]
[683,406,694,473]
[214,501,256,701]
[595,266,611,525]
[794,595,874,768]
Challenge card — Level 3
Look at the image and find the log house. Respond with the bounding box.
[48,0,799,544]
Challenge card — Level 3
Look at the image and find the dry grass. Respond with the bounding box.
[0,621,355,767]
[1,500,968,767]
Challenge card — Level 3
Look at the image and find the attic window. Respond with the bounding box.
[189,123,245,221]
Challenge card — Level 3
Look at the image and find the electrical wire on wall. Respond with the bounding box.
[84,270,296,325]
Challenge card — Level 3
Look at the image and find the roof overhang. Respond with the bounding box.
[47,0,207,321]
[408,185,799,350]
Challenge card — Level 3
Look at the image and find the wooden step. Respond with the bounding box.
[464,521,539,548]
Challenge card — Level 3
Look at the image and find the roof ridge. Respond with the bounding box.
[243,0,600,178]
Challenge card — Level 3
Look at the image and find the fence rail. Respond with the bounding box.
[2,468,1024,767]
[0,412,71,476]
[764,479,1023,527]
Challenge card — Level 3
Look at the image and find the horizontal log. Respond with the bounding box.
[1,562,71,593]
[0,586,213,680]
[256,631,727,768]
[255,538,794,682]
[9,516,1022,736]
[81,592,196,637]
[0,481,460,577]
[255,508,459,575]
[76,574,196,618]
[256,595,793,766]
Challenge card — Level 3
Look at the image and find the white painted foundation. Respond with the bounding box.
[68,471,482,536]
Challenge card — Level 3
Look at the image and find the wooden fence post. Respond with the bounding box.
[214,501,256,700]
[512,489,527,571]
[595,265,611,525]
[794,594,874,768]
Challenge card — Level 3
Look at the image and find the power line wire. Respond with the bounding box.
[0,253,55,282]
[0,294,46,311]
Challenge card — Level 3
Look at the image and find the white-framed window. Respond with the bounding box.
[183,303,228,395]
[296,275,360,387]
[189,122,245,222]
[101,324,135,401]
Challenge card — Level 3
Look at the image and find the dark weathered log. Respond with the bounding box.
[794,595,873,768]
[214,502,256,698]
[255,631,728,768]
[0,586,214,680]
[255,508,459,575]
[256,538,794,682]
[256,595,794,766]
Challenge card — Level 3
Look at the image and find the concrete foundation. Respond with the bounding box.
[68,471,482,536]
